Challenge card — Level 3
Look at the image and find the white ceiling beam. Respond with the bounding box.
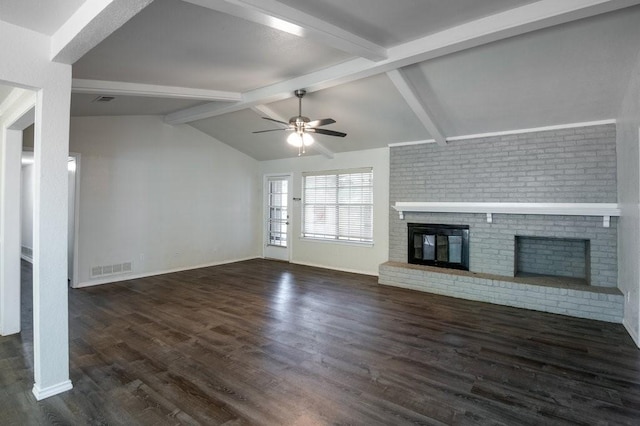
[251,104,289,124]
[251,105,334,159]
[165,59,370,124]
[72,79,242,101]
[0,88,29,118]
[386,69,447,146]
[306,140,335,159]
[166,0,640,125]
[51,0,153,64]
[182,0,387,61]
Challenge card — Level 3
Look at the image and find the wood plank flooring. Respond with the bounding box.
[2,258,640,425]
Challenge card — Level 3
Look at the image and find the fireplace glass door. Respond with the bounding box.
[408,224,469,270]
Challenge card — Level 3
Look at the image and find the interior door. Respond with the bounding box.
[264,175,291,261]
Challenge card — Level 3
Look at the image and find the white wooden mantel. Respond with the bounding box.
[392,202,621,228]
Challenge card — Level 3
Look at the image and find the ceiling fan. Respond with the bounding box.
[252,89,347,155]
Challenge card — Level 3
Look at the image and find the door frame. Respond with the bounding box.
[263,173,293,261]
[68,152,81,288]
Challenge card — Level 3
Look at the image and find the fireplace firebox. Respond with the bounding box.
[408,223,469,270]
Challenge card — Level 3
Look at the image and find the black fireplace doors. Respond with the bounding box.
[408,223,469,270]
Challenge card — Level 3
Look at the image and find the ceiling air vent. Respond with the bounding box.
[92,95,115,103]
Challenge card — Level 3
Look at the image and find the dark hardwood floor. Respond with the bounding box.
[1,259,640,425]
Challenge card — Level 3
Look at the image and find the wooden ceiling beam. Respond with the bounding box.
[51,0,153,64]
[72,79,241,102]
[166,0,640,125]
[386,69,447,146]
[183,0,387,61]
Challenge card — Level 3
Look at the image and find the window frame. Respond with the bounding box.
[301,167,374,245]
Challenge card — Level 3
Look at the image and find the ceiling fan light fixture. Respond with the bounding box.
[253,89,345,155]
[287,131,314,147]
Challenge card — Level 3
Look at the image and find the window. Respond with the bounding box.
[302,168,373,243]
[267,177,288,247]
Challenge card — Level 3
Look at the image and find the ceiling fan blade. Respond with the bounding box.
[306,118,336,128]
[252,128,287,134]
[261,117,290,126]
[310,128,347,137]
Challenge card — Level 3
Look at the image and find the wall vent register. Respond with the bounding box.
[91,261,132,278]
[408,223,469,270]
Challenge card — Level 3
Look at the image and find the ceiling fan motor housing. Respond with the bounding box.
[252,87,346,139]
[291,89,309,130]
[290,116,311,127]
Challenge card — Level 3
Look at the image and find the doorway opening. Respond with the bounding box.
[20,147,79,285]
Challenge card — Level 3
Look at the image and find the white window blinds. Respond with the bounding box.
[302,168,373,243]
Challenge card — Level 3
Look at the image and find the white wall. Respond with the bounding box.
[20,163,34,258]
[1,126,23,336]
[1,20,73,398]
[1,91,35,336]
[261,148,389,276]
[69,116,262,286]
[617,50,640,347]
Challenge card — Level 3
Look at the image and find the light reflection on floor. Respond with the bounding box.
[272,271,294,322]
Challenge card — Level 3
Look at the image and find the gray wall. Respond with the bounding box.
[616,51,640,346]
[389,124,618,287]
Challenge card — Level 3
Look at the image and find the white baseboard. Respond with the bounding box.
[622,317,640,348]
[289,260,378,277]
[32,380,73,400]
[73,256,261,288]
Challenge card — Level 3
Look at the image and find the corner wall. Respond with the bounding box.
[70,116,262,286]
[1,20,73,398]
[617,51,640,346]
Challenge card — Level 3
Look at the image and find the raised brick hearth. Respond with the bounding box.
[379,261,623,322]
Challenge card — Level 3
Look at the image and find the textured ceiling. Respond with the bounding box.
[0,0,86,35]
[274,0,540,46]
[72,0,352,92]
[2,0,640,161]
[408,8,640,137]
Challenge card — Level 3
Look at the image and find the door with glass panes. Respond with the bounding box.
[264,175,291,261]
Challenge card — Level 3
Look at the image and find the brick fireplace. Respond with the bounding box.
[379,123,624,322]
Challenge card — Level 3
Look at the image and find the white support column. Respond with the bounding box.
[0,128,23,336]
[2,12,74,401]
[31,89,73,400]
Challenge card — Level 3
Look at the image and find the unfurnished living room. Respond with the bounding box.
[2,0,640,424]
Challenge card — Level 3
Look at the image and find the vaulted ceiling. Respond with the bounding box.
[2,0,640,160]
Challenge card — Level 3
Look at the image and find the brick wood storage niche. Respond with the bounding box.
[380,124,623,323]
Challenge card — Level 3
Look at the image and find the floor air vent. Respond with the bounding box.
[91,261,133,278]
